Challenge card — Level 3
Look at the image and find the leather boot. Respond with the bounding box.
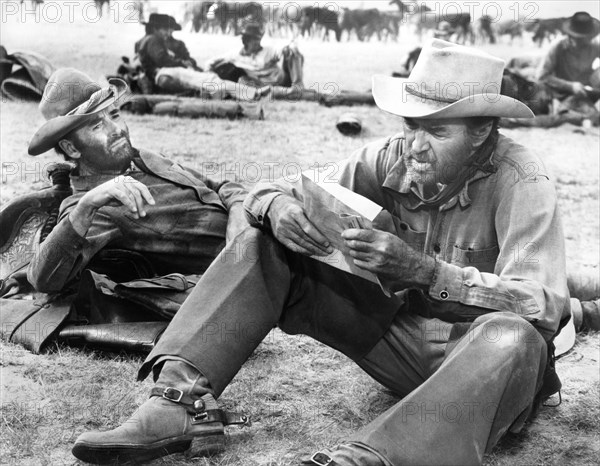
[72,360,249,464]
[303,442,390,466]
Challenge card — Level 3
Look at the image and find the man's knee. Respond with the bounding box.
[471,312,546,357]
[219,226,281,265]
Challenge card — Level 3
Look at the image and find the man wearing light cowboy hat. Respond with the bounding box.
[72,40,569,465]
[27,67,249,293]
[537,11,600,107]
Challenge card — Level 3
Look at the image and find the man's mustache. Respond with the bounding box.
[108,132,131,146]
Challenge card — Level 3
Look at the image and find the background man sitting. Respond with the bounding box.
[208,21,304,91]
[71,40,571,466]
[135,13,267,100]
[26,68,249,293]
[537,11,600,117]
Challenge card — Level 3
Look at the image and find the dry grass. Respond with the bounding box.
[1,6,600,466]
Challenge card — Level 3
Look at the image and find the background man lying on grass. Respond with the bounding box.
[71,39,572,466]
[26,67,249,293]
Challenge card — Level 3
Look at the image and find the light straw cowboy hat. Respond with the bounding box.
[372,39,534,119]
[28,68,128,156]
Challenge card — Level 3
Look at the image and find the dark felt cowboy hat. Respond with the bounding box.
[563,12,600,39]
[372,39,534,119]
[28,68,128,156]
[143,13,174,30]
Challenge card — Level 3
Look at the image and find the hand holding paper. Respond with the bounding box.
[342,229,436,292]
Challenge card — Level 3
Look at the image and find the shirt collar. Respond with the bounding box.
[70,161,139,193]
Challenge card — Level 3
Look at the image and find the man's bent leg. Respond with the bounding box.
[346,312,547,466]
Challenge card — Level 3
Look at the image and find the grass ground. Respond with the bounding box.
[1,5,599,465]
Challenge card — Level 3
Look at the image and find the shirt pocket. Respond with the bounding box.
[451,244,499,273]
[394,219,427,251]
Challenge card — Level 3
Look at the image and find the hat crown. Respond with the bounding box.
[406,39,504,102]
[39,68,101,120]
[570,12,595,33]
[146,13,171,29]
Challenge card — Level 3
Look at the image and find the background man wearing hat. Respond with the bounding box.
[135,13,267,99]
[207,21,304,91]
[71,40,569,465]
[537,11,600,108]
[26,68,250,293]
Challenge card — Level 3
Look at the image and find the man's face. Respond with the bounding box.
[401,117,477,187]
[242,35,262,54]
[155,26,170,40]
[69,105,135,175]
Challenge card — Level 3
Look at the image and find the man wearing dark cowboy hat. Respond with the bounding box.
[26,68,249,293]
[135,13,267,99]
[537,11,600,105]
[207,20,304,90]
[72,40,569,465]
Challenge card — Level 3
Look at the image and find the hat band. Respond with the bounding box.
[65,83,118,116]
[405,84,458,104]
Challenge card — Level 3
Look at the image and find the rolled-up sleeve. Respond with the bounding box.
[427,173,569,341]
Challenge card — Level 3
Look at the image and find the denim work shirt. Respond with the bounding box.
[28,149,247,293]
[244,134,570,342]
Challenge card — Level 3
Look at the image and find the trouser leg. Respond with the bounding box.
[140,227,402,396]
[154,67,258,101]
[140,227,291,396]
[350,312,547,466]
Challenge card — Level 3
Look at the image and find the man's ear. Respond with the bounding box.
[58,139,81,159]
[470,121,494,149]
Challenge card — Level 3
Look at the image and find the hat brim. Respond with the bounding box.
[372,75,534,119]
[563,17,600,38]
[28,78,128,156]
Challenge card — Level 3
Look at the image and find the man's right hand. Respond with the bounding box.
[267,195,333,257]
[70,175,155,236]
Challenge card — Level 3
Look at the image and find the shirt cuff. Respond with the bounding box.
[428,260,464,303]
[243,192,284,227]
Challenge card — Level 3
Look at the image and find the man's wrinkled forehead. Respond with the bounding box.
[84,104,120,125]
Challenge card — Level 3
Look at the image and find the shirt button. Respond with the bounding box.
[433,244,441,253]
[257,215,263,222]
[439,290,449,300]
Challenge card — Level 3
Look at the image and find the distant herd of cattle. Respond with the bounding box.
[18,0,571,47]
[181,0,571,47]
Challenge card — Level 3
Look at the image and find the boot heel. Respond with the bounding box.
[187,434,226,457]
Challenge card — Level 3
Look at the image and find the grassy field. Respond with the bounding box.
[1,5,599,466]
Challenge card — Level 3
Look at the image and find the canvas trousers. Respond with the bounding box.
[154,67,259,101]
[140,227,547,465]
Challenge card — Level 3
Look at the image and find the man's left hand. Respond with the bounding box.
[342,228,436,292]
[226,202,250,244]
